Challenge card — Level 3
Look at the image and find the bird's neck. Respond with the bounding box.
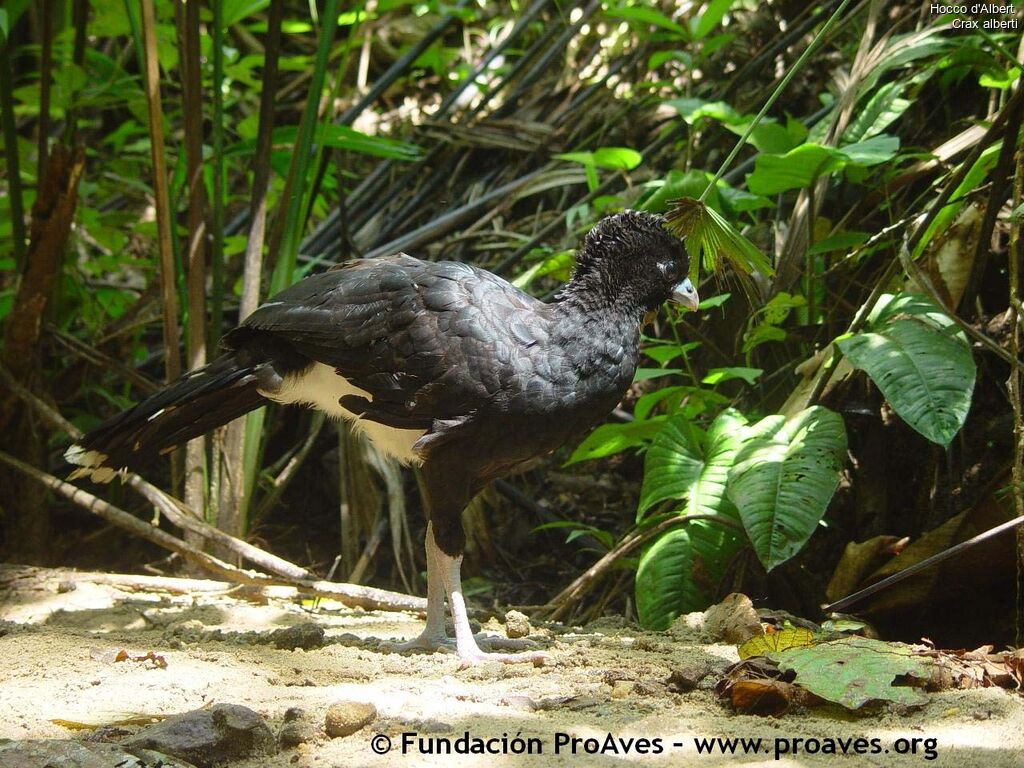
[553,288,646,376]
[557,269,646,317]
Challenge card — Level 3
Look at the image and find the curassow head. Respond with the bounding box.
[561,210,698,312]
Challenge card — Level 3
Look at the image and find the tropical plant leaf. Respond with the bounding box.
[769,637,933,709]
[747,144,845,195]
[604,4,687,36]
[836,294,976,447]
[738,627,816,659]
[566,418,666,465]
[844,82,911,142]
[692,0,736,40]
[727,407,847,571]
[746,136,899,195]
[635,520,745,630]
[666,197,774,278]
[638,409,748,522]
[227,124,421,161]
[702,367,763,386]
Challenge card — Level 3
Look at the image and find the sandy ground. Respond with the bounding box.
[1,566,1023,768]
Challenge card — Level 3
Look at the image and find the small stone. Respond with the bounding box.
[666,664,712,693]
[610,680,634,698]
[126,703,275,767]
[504,610,532,639]
[57,580,77,593]
[325,701,377,738]
[269,622,325,651]
[278,707,319,748]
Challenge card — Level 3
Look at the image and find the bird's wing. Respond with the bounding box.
[231,256,550,439]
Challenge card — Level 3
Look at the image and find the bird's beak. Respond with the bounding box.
[671,277,700,311]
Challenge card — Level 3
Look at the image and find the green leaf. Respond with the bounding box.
[839,134,900,166]
[221,0,269,26]
[633,367,683,382]
[979,65,1021,90]
[591,146,643,170]
[639,409,748,521]
[770,637,933,709]
[702,367,763,386]
[556,147,642,172]
[806,231,870,256]
[724,120,799,154]
[692,0,735,40]
[698,292,731,309]
[727,407,847,570]
[635,521,744,629]
[747,144,845,195]
[643,341,700,365]
[913,144,1001,257]
[511,250,574,289]
[567,418,665,465]
[640,170,717,214]
[844,82,912,142]
[836,294,976,447]
[227,124,421,161]
[665,98,739,125]
[605,5,687,36]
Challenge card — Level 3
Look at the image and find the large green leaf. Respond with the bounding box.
[836,294,976,447]
[638,409,748,522]
[727,407,847,571]
[746,136,900,195]
[635,521,744,630]
[770,637,932,709]
[747,144,846,195]
[566,418,665,465]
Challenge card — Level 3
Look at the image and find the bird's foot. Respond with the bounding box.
[386,631,454,654]
[458,638,552,671]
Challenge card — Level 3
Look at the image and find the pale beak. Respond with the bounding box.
[671,277,700,311]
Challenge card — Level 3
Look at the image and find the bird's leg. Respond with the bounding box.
[388,522,451,652]
[439,550,548,667]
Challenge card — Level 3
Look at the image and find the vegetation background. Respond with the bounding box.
[0,0,1022,649]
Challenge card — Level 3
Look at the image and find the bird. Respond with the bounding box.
[65,210,699,665]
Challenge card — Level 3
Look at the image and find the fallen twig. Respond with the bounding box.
[0,449,426,614]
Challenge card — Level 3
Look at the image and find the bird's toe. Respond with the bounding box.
[386,632,454,654]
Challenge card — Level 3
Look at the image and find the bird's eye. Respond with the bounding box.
[658,261,679,281]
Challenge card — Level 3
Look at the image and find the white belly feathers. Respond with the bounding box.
[259,362,425,465]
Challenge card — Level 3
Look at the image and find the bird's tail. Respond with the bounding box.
[65,354,267,482]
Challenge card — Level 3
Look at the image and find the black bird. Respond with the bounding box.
[65,210,698,664]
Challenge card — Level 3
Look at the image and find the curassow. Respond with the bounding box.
[65,210,698,664]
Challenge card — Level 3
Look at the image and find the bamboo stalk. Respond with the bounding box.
[225,0,284,537]
[176,0,210,535]
[139,0,182,385]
